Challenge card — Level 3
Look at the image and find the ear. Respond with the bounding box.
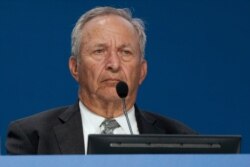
[69,56,79,82]
[139,59,147,85]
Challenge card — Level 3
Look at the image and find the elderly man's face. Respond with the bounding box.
[70,15,147,104]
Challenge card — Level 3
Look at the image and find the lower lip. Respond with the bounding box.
[102,80,119,84]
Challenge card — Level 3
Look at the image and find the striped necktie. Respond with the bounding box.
[100,119,120,134]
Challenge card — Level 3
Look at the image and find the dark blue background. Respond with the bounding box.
[1,0,249,154]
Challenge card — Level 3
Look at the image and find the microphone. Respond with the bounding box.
[116,81,133,134]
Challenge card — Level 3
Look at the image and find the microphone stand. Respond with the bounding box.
[121,98,133,135]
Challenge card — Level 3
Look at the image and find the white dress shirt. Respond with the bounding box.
[79,101,139,154]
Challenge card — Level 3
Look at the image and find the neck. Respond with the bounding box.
[79,93,134,118]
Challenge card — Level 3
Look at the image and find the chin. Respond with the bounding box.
[98,97,120,104]
[97,89,119,100]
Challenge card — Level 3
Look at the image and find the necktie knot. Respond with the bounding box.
[100,119,120,134]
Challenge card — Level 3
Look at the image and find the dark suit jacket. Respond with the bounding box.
[6,102,196,154]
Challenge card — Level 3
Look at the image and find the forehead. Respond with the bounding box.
[81,15,138,42]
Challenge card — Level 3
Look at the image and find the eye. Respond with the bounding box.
[91,48,107,60]
[119,49,134,61]
[120,49,133,57]
[93,49,105,54]
[122,50,132,55]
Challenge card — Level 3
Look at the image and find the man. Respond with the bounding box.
[6,6,196,154]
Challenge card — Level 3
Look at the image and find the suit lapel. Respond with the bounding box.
[53,103,85,154]
[53,103,164,153]
[135,105,165,134]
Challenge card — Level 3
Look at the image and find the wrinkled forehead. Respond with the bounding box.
[81,15,139,43]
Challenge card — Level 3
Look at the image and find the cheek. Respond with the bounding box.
[80,60,104,84]
[124,64,141,84]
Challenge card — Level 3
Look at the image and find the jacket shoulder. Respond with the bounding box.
[11,105,70,127]
[142,111,197,134]
[6,104,77,154]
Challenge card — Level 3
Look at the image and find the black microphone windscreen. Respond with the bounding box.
[116,81,128,98]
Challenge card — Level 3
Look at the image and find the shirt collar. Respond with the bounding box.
[79,101,137,134]
[79,101,105,133]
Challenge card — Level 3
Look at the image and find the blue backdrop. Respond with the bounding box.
[0,0,249,154]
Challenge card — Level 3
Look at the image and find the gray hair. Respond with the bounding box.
[71,6,146,61]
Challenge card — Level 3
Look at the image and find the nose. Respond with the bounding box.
[105,51,121,72]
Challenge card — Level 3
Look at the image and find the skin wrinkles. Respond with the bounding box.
[69,15,147,118]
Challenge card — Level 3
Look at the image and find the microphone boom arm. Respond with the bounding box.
[121,98,133,135]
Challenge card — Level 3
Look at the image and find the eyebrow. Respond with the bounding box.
[91,43,135,50]
[92,43,107,48]
[120,43,133,47]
